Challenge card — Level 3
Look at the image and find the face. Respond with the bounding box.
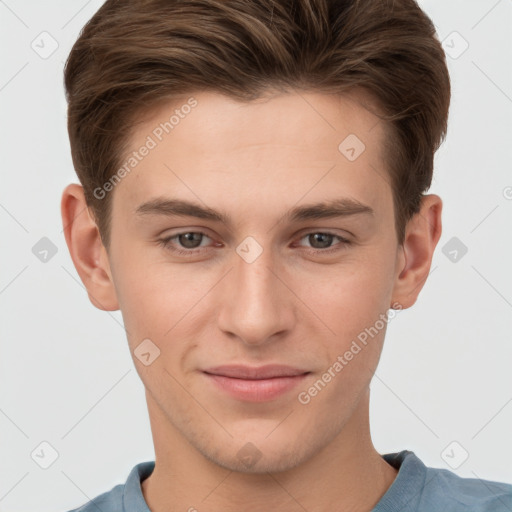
[105,90,404,473]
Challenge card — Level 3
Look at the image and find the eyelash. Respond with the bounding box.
[157,231,352,257]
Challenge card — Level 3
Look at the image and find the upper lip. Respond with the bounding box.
[203,365,310,380]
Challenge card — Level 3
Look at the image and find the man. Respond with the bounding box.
[61,0,512,510]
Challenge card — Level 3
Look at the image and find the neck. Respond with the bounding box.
[141,388,398,512]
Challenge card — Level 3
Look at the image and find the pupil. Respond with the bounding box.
[310,233,332,249]
[180,232,202,248]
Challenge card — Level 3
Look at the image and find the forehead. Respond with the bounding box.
[113,89,392,224]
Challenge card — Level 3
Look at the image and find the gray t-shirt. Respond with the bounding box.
[66,450,512,511]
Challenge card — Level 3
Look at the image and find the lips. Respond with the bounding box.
[203,364,310,379]
[202,365,310,402]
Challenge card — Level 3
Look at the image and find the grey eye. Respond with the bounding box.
[178,232,205,248]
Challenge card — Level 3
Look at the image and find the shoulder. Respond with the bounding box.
[421,464,512,512]
[377,451,512,512]
[63,460,155,512]
[65,483,124,512]
[65,484,123,512]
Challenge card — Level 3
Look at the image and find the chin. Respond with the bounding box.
[196,431,315,475]
[207,448,305,474]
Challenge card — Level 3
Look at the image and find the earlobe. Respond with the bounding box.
[61,183,119,311]
[390,194,442,309]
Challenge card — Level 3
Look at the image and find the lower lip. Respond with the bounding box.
[204,373,309,402]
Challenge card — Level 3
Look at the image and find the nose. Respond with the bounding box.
[217,242,296,347]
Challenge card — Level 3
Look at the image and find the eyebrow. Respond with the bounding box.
[134,197,374,226]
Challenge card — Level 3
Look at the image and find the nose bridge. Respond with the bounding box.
[217,239,293,345]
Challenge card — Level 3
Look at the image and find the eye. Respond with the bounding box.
[158,231,215,255]
[157,230,352,258]
[295,232,351,253]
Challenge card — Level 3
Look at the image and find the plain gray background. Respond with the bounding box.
[1,1,511,510]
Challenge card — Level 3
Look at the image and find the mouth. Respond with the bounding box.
[202,365,311,402]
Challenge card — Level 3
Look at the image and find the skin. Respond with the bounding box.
[61,89,442,512]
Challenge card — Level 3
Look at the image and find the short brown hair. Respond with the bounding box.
[64,0,450,249]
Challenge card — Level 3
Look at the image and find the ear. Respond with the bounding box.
[61,183,119,311]
[390,194,442,309]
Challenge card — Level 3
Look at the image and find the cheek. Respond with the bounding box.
[292,253,394,403]
[112,252,211,358]
[300,254,394,340]
[301,274,390,410]
[110,254,172,340]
